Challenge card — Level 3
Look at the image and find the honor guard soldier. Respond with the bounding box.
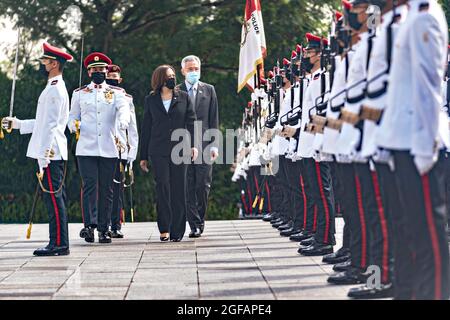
[375,0,449,300]
[2,43,72,256]
[297,32,336,256]
[69,52,130,244]
[106,64,139,238]
[443,44,449,241]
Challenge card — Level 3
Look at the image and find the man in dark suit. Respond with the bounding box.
[178,55,219,238]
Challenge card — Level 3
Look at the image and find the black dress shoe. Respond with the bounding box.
[347,283,394,299]
[98,232,112,244]
[333,259,352,272]
[280,228,300,237]
[110,230,124,238]
[300,236,315,247]
[160,236,169,242]
[327,267,368,285]
[300,243,334,256]
[289,231,313,242]
[80,226,95,243]
[33,246,70,256]
[170,238,182,242]
[272,220,286,228]
[189,228,202,238]
[262,213,273,221]
[199,225,204,234]
[277,221,293,231]
[322,247,350,264]
[270,218,283,225]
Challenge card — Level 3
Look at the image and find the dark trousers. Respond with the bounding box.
[445,153,450,226]
[338,163,369,270]
[186,163,212,231]
[354,162,393,285]
[334,163,352,250]
[111,159,127,231]
[392,150,450,300]
[375,162,412,297]
[247,166,263,215]
[303,158,336,244]
[286,160,305,231]
[150,156,187,239]
[41,161,69,248]
[274,156,291,220]
[78,156,116,233]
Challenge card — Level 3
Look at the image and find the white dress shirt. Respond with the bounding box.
[376,0,449,156]
[20,75,69,161]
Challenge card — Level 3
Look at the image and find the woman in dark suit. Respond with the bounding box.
[140,65,198,242]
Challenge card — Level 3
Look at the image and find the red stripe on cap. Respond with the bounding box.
[283,58,290,66]
[291,50,297,59]
[296,44,302,54]
[43,42,73,62]
[336,11,343,21]
[371,171,390,284]
[46,167,61,246]
[342,0,352,10]
[421,174,442,300]
[355,173,368,269]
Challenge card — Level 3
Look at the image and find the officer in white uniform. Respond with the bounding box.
[68,52,130,244]
[2,43,72,256]
[297,33,336,257]
[375,0,449,300]
[106,64,139,238]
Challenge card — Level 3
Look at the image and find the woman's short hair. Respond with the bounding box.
[151,64,176,93]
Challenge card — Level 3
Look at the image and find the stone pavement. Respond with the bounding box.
[0,218,354,300]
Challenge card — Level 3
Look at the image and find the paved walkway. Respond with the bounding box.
[0,219,353,300]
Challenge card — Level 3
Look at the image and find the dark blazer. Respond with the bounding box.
[140,89,196,159]
[178,81,219,150]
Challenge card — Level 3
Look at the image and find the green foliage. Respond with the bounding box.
[1,0,340,222]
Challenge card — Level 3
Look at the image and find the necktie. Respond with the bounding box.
[189,87,194,99]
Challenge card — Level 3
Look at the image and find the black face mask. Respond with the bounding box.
[92,72,106,85]
[39,64,49,79]
[106,79,120,87]
[302,57,315,73]
[165,77,176,90]
[347,12,363,31]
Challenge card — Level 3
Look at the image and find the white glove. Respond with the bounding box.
[38,158,50,175]
[414,154,438,176]
[119,122,129,131]
[1,117,21,130]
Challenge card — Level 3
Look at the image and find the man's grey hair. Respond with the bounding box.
[181,55,202,69]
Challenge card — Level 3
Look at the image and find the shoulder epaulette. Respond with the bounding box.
[109,85,125,91]
[125,93,133,99]
[74,85,88,92]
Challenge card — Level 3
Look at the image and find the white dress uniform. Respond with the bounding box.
[20,75,69,161]
[360,7,407,158]
[323,55,347,156]
[336,32,370,160]
[68,82,130,158]
[271,88,290,157]
[297,70,325,159]
[376,0,449,157]
[115,92,139,162]
[311,72,331,162]
[285,83,302,159]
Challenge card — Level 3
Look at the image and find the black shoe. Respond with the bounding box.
[170,238,182,242]
[347,283,394,299]
[280,228,300,237]
[272,220,286,228]
[189,228,202,238]
[300,243,334,256]
[33,246,70,256]
[199,225,204,234]
[160,236,169,242]
[300,236,315,247]
[289,230,312,242]
[270,218,283,225]
[98,232,112,244]
[263,213,275,221]
[80,226,95,243]
[327,268,368,285]
[110,230,124,238]
[333,259,352,272]
[278,221,293,231]
[322,247,350,264]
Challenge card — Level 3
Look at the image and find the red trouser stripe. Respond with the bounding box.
[313,205,318,232]
[253,173,260,194]
[265,181,272,212]
[300,175,308,230]
[355,174,368,269]
[371,171,390,284]
[421,174,442,300]
[46,167,61,246]
[247,186,253,215]
[241,193,249,213]
[315,162,330,244]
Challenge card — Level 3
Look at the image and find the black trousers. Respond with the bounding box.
[354,162,393,285]
[247,166,263,215]
[445,153,450,226]
[41,161,69,248]
[303,158,336,244]
[286,160,305,231]
[274,156,291,220]
[78,156,116,233]
[111,159,127,231]
[375,162,412,297]
[392,150,450,300]
[338,163,369,270]
[186,163,212,231]
[150,156,187,239]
